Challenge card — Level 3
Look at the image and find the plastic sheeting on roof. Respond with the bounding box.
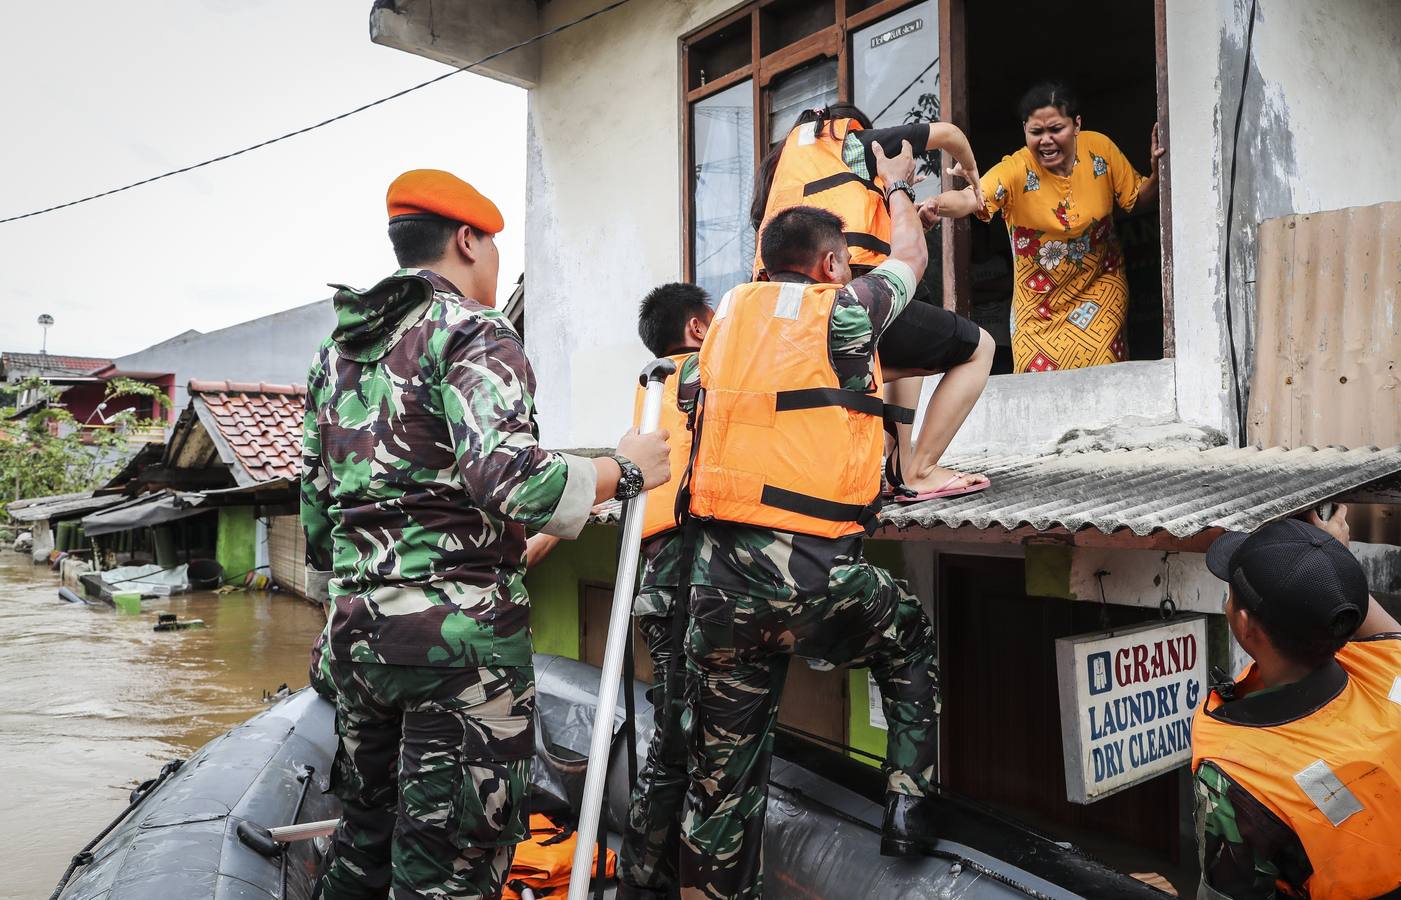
[878,444,1401,538]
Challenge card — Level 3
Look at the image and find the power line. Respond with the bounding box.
[0,0,633,226]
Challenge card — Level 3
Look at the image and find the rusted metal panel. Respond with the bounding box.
[1248,201,1401,449]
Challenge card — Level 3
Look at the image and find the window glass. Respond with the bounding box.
[852,0,939,200]
[693,80,756,301]
[766,58,839,147]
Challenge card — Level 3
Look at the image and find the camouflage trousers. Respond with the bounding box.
[319,660,535,900]
[678,564,940,900]
[619,612,686,897]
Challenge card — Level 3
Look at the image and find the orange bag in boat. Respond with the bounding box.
[501,814,617,900]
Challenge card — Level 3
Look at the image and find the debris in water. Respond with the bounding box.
[154,613,206,632]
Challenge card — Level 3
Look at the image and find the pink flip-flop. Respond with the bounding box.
[893,473,991,504]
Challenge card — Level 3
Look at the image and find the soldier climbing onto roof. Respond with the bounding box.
[300,169,671,900]
[675,140,951,899]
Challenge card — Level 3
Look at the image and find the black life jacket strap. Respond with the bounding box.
[775,387,884,417]
[804,171,882,199]
[759,484,880,532]
[844,232,892,257]
[883,404,915,427]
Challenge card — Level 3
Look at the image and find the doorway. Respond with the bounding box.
[938,555,1196,894]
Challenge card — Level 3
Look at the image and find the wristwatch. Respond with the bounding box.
[612,454,645,501]
[884,179,917,206]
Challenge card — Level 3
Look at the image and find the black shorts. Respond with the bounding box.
[878,295,982,372]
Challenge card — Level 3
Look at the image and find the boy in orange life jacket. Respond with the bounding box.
[1193,505,1401,900]
[678,141,945,900]
[753,103,995,502]
[617,283,711,900]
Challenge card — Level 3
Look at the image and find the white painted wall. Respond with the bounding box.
[525,0,735,448]
[1166,0,1401,441]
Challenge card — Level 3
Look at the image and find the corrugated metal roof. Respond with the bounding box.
[1248,202,1401,449]
[6,491,127,523]
[878,445,1401,538]
[1,352,112,378]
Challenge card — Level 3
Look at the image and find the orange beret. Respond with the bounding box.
[386,169,504,234]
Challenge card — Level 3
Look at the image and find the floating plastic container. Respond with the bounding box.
[113,592,142,615]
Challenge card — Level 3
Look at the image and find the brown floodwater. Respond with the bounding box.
[0,550,326,900]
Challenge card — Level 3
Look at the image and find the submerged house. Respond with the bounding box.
[78,381,308,598]
[364,0,1401,891]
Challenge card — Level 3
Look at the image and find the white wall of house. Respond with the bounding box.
[1168,0,1401,440]
[375,0,1401,453]
[525,0,732,448]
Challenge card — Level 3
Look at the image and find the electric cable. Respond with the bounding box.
[1221,0,1258,445]
[0,0,633,225]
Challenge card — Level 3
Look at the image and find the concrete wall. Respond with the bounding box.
[113,299,334,413]
[1167,0,1401,441]
[526,0,733,448]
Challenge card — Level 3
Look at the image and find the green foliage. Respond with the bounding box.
[0,376,167,506]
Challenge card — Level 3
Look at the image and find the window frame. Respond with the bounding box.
[679,0,1174,353]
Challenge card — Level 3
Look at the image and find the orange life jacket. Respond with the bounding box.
[755,117,892,275]
[687,280,885,539]
[1191,638,1401,899]
[502,813,616,900]
[631,352,695,540]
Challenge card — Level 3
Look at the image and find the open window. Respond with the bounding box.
[961,0,1169,374]
[681,0,1173,374]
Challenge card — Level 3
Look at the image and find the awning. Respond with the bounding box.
[81,490,213,536]
[6,491,128,523]
[877,444,1401,541]
[79,478,296,536]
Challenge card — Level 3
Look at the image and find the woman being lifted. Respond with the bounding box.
[753,104,993,502]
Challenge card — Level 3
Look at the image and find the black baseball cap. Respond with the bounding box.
[1206,518,1368,639]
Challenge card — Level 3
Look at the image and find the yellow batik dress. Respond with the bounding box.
[977,131,1147,373]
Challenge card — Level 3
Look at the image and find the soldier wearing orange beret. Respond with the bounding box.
[303,169,672,899]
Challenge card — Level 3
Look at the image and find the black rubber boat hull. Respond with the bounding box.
[57,655,1168,899]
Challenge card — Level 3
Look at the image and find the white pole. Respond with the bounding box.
[566,359,675,899]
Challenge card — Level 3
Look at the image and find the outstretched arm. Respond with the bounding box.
[924,123,983,209]
[1306,504,1401,637]
[872,140,927,282]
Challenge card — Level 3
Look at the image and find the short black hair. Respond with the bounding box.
[1018,81,1079,123]
[1234,583,1362,670]
[387,216,462,268]
[758,206,846,276]
[638,282,712,357]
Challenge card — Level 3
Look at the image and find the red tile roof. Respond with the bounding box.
[188,380,306,483]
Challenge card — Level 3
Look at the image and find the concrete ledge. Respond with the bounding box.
[927,359,1179,456]
[369,0,540,88]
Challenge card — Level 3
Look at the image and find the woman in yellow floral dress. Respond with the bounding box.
[945,82,1164,373]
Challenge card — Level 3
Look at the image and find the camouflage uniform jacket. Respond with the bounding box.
[687,260,917,598]
[302,268,596,668]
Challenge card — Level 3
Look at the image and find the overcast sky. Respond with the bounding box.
[0,0,526,359]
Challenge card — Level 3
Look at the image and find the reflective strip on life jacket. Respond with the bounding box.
[756,118,892,274]
[1192,638,1401,899]
[687,280,885,539]
[632,353,695,540]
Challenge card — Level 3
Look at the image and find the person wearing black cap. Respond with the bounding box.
[1191,505,1401,900]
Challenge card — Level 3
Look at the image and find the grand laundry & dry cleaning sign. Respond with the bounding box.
[1055,617,1208,803]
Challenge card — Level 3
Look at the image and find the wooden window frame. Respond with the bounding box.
[681,1,932,285]
[680,0,1175,357]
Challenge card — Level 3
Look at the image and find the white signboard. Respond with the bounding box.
[868,671,887,731]
[1055,617,1208,803]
